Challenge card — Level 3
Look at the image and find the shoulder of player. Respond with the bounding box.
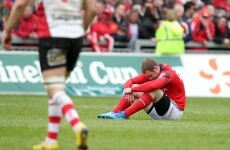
[159,66,176,78]
[158,70,170,79]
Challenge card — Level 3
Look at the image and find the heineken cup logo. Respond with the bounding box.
[0,60,138,85]
[0,60,42,83]
[89,61,138,85]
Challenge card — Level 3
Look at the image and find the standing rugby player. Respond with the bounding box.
[2,0,96,149]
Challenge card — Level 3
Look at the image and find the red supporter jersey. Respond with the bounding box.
[90,21,118,36]
[13,14,38,38]
[190,18,215,42]
[124,64,186,110]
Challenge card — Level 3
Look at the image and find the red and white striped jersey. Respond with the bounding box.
[35,0,84,38]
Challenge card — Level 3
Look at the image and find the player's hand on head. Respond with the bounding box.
[1,30,12,50]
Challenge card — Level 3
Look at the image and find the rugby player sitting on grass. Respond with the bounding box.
[98,58,186,120]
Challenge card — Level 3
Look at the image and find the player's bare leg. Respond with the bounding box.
[144,90,183,120]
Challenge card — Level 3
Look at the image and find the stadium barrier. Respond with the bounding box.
[0,34,230,53]
[134,39,230,53]
[0,51,229,97]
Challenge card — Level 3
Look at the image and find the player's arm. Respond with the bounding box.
[130,72,172,93]
[124,73,149,88]
[82,0,96,31]
[5,0,30,34]
[123,74,148,103]
[2,0,30,50]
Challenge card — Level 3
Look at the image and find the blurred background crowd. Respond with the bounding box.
[0,0,230,53]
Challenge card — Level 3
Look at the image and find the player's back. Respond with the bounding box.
[36,0,84,38]
[162,64,186,110]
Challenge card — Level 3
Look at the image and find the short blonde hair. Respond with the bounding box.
[141,58,159,73]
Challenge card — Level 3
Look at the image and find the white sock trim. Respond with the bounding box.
[48,123,60,133]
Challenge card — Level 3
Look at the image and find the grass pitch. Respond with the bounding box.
[0,95,229,150]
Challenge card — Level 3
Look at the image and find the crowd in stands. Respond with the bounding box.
[0,0,230,53]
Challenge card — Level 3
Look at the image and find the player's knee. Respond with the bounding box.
[133,92,143,99]
[51,90,72,106]
[43,76,66,97]
[154,94,171,116]
[150,89,164,102]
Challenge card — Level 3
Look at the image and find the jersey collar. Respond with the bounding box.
[160,64,163,71]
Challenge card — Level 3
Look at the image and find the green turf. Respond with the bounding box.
[0,95,229,150]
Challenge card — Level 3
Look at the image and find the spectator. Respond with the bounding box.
[174,3,192,42]
[96,0,106,15]
[192,0,204,10]
[201,0,212,5]
[87,0,106,25]
[1,8,9,31]
[213,0,230,26]
[215,7,228,18]
[3,0,12,10]
[111,2,130,42]
[132,0,144,5]
[190,9,215,48]
[212,0,230,13]
[0,1,4,31]
[183,1,196,23]
[86,0,106,25]
[123,0,133,12]
[128,8,139,50]
[152,0,164,20]
[138,1,158,39]
[0,0,11,31]
[214,15,230,45]
[155,9,185,54]
[206,4,215,21]
[87,8,118,52]
[105,0,117,13]
[13,4,38,39]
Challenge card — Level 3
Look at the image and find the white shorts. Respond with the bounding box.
[147,100,183,120]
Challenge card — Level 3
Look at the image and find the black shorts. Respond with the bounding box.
[38,37,83,72]
[147,94,171,116]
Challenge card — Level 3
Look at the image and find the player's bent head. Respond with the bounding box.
[141,58,159,73]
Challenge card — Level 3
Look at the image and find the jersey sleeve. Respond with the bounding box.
[131,71,172,93]
[124,73,149,88]
[190,19,206,42]
[206,21,215,41]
